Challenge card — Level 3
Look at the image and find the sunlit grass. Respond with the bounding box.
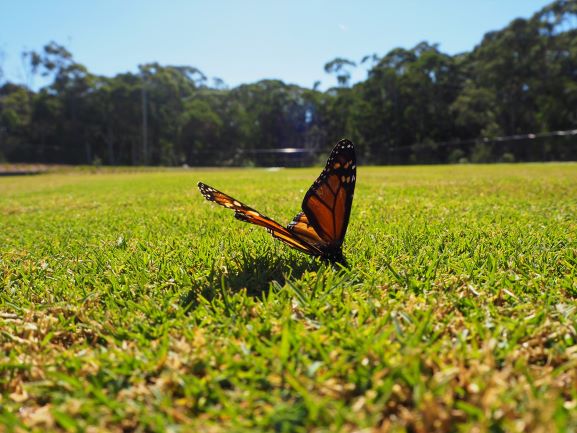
[1,163,576,432]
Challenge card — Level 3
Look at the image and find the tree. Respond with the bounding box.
[354,43,462,163]
[0,84,33,161]
[324,58,357,88]
[2,1,577,166]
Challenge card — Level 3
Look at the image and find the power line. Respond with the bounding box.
[388,128,577,152]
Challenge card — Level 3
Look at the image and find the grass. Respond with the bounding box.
[1,163,576,432]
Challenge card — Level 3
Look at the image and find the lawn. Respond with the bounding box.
[1,163,576,432]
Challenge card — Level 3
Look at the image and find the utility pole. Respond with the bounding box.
[141,75,148,165]
[0,126,5,161]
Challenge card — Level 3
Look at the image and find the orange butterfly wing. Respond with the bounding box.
[300,139,356,248]
[197,139,356,263]
[287,211,325,248]
[197,182,321,255]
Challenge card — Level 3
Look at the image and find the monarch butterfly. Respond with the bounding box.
[197,139,356,264]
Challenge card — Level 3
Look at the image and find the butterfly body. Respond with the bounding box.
[198,139,356,264]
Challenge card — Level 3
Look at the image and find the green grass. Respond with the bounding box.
[1,163,576,432]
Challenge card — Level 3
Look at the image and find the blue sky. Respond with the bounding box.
[0,0,552,89]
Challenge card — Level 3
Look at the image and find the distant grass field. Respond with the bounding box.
[1,163,576,432]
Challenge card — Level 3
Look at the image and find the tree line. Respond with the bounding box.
[0,0,576,166]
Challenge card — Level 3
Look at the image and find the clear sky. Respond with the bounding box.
[0,0,552,89]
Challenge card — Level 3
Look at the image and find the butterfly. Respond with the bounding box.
[197,139,356,264]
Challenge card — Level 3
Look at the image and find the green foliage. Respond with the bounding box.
[447,148,467,164]
[470,142,494,163]
[324,57,357,87]
[1,1,577,166]
[1,164,576,431]
[500,152,516,163]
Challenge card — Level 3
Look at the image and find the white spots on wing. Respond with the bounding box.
[352,165,356,169]
[198,183,218,202]
[233,200,241,206]
[199,183,216,197]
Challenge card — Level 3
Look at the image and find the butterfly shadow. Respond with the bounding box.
[181,251,321,310]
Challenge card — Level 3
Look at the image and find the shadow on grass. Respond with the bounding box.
[181,251,321,310]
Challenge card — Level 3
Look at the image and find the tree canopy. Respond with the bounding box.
[1,0,576,166]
